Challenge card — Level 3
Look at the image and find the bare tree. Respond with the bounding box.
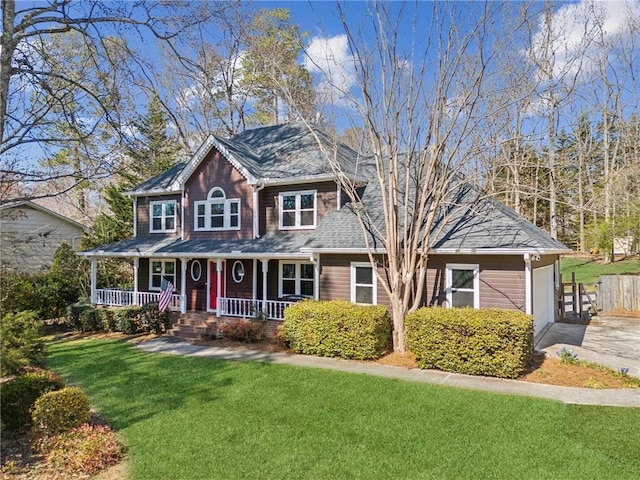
[292,1,524,352]
[1,0,223,201]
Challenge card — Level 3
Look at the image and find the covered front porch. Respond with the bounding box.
[93,286,297,321]
[85,235,317,322]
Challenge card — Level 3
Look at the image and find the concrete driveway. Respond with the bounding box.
[535,315,640,377]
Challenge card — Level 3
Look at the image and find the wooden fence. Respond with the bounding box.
[598,275,640,312]
[559,272,598,320]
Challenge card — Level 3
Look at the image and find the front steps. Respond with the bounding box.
[169,312,218,341]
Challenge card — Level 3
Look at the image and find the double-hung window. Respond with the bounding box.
[150,259,176,290]
[150,201,176,233]
[194,187,240,231]
[350,262,377,304]
[279,190,316,229]
[446,264,480,308]
[279,261,315,297]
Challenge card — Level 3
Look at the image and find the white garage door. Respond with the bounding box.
[532,265,554,336]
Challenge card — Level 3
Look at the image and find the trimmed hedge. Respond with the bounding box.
[405,307,533,378]
[32,387,92,435]
[0,371,65,432]
[65,300,93,330]
[219,319,264,343]
[113,306,142,334]
[140,302,169,334]
[282,300,391,360]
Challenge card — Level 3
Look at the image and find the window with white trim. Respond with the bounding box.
[150,201,176,233]
[350,262,377,304]
[279,261,315,297]
[194,187,240,231]
[279,190,316,229]
[446,263,480,308]
[150,259,176,290]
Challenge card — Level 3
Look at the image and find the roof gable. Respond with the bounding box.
[1,200,87,231]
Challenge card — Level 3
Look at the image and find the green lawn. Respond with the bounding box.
[46,339,640,480]
[560,255,640,284]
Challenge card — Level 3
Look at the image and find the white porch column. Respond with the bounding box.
[90,258,97,304]
[260,259,269,314]
[133,258,139,306]
[216,259,223,316]
[181,258,189,314]
[252,258,258,301]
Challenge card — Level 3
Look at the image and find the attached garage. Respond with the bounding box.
[532,264,554,336]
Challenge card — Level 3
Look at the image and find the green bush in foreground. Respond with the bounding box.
[114,305,143,334]
[406,307,533,378]
[282,300,391,360]
[32,387,92,435]
[0,310,44,376]
[0,371,65,432]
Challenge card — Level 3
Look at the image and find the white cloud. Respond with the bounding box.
[304,34,357,107]
[529,0,640,84]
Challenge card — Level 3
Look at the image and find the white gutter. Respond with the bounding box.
[252,182,265,239]
[81,251,310,260]
[524,253,532,315]
[180,188,185,240]
[133,197,137,237]
[261,173,368,187]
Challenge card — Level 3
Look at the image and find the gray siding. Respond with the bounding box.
[319,253,527,313]
[0,205,85,271]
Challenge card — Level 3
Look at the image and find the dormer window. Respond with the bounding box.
[150,200,176,233]
[195,187,240,231]
[279,190,316,230]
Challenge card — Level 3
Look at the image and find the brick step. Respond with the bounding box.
[169,314,217,341]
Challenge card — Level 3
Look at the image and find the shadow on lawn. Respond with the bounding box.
[45,338,238,431]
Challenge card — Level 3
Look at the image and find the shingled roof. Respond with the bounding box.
[126,123,363,196]
[99,122,568,257]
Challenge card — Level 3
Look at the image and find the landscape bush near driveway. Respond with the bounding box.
[282,300,391,359]
[406,307,533,378]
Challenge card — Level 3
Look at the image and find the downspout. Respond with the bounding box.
[310,254,320,300]
[133,197,138,237]
[524,253,532,316]
[181,188,185,240]
[252,182,265,239]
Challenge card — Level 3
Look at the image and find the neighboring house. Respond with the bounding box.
[83,123,569,337]
[1,201,87,271]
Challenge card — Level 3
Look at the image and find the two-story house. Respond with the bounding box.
[83,123,569,338]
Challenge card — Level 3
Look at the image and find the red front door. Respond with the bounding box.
[209,261,226,310]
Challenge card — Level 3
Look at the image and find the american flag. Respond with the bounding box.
[158,277,174,312]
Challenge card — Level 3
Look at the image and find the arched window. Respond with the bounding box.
[194,187,240,231]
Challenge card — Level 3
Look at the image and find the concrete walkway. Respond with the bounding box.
[136,336,640,408]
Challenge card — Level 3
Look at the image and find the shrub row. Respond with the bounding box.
[219,319,264,342]
[1,371,65,432]
[405,307,533,379]
[282,300,391,360]
[3,370,124,476]
[65,302,169,334]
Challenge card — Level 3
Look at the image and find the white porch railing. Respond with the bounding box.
[218,297,295,321]
[95,288,181,311]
